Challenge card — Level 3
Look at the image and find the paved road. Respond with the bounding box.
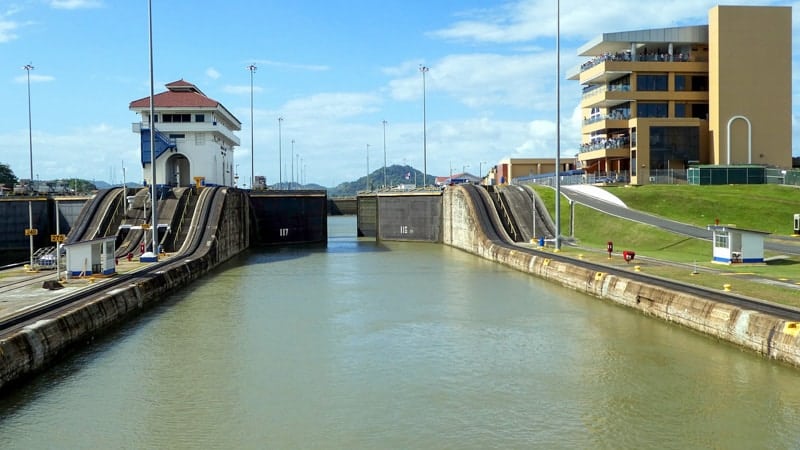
[560,185,800,256]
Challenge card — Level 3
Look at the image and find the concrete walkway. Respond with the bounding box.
[0,254,176,323]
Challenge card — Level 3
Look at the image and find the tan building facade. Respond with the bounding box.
[568,5,791,185]
[492,157,576,185]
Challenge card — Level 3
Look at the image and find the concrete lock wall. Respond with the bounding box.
[377,194,442,242]
[0,189,250,390]
[442,186,800,367]
[0,198,51,253]
[357,195,377,238]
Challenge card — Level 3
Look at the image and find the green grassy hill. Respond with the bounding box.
[529,183,800,302]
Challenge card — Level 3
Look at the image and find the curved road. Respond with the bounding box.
[560,185,800,257]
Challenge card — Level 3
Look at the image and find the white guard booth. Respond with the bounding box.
[64,236,117,277]
[707,225,769,264]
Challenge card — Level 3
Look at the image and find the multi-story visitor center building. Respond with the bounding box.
[568,5,792,185]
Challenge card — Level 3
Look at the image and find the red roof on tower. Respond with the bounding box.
[129,79,219,109]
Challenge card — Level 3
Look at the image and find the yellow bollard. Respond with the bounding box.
[723,283,731,292]
[634,265,641,272]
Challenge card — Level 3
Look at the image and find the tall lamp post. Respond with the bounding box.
[291,139,295,190]
[554,0,562,251]
[247,63,256,190]
[278,117,283,190]
[382,120,388,188]
[23,63,35,271]
[419,65,429,187]
[142,0,159,262]
[479,160,487,185]
[366,144,370,191]
[296,154,301,189]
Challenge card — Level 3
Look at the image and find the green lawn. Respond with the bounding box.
[529,183,800,303]
[606,184,799,234]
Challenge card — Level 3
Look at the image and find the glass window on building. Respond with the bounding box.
[715,232,729,249]
[195,114,205,122]
[691,103,709,120]
[675,75,686,91]
[638,103,668,118]
[649,126,700,169]
[675,103,686,118]
[637,74,668,91]
[675,74,708,92]
[163,114,191,123]
[690,75,708,92]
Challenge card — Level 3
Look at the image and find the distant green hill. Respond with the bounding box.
[327,165,435,197]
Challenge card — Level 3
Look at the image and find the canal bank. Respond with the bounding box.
[441,185,800,366]
[0,188,249,390]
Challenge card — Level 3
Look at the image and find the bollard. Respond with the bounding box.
[723,283,731,291]
[634,265,641,272]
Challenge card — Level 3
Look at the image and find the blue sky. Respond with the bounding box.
[2,0,798,187]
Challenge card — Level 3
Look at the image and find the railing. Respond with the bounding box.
[579,51,701,72]
[582,84,631,101]
[583,112,631,126]
[579,136,630,153]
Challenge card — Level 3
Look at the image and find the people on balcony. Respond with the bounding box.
[579,135,630,153]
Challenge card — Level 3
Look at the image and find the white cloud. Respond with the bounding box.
[0,5,24,43]
[206,68,221,80]
[281,92,382,122]
[223,85,264,95]
[431,0,721,44]
[14,73,56,83]
[389,52,561,110]
[1,124,135,182]
[49,0,104,10]
[0,19,18,43]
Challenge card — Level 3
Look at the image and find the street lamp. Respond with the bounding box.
[296,153,300,189]
[479,160,488,185]
[382,120,388,189]
[366,144,370,191]
[554,0,562,251]
[23,63,34,271]
[247,63,256,190]
[291,139,295,190]
[419,65,429,187]
[278,117,283,190]
[462,164,469,176]
[143,0,159,262]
